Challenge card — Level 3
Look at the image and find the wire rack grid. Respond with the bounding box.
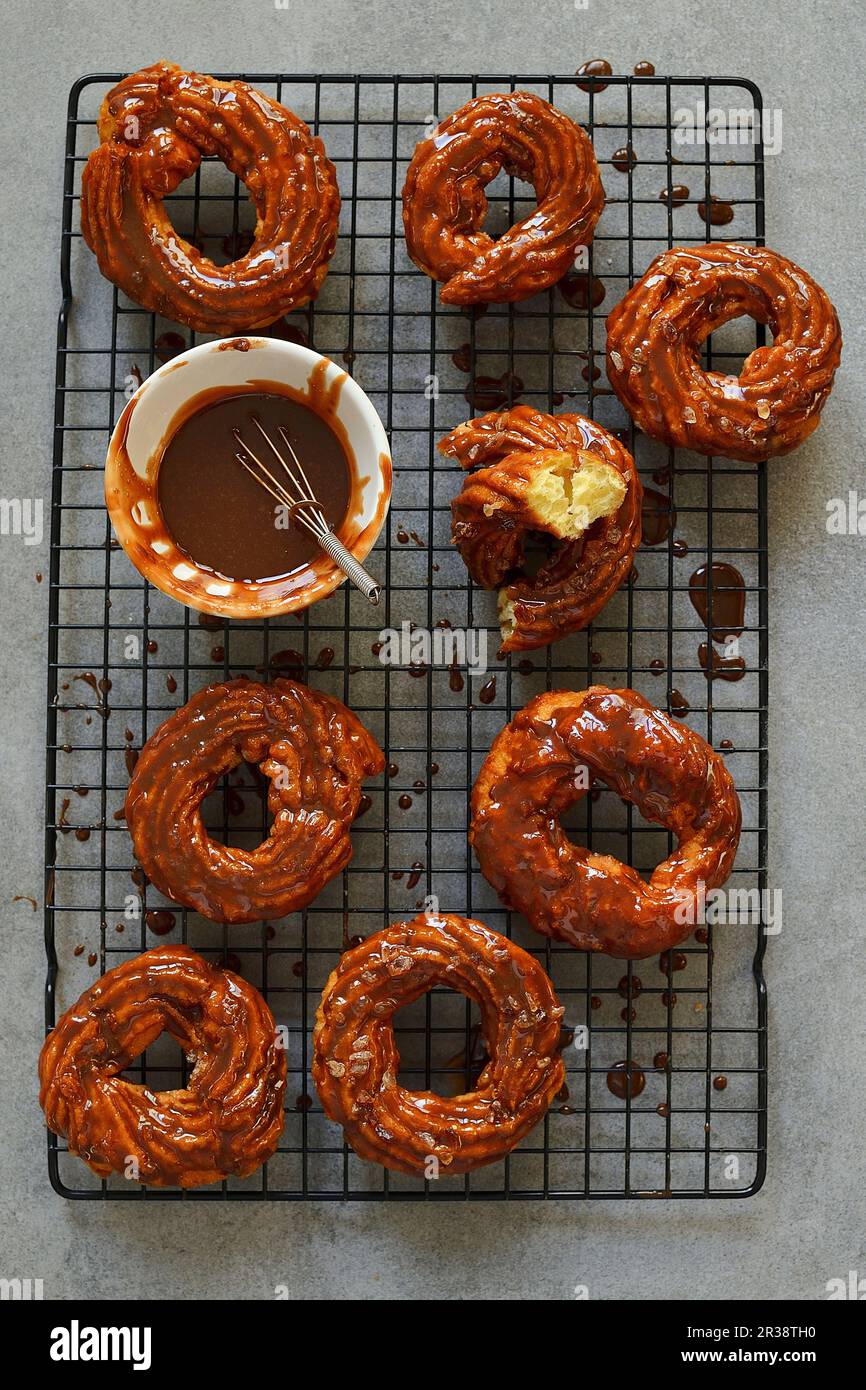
[45,71,768,1200]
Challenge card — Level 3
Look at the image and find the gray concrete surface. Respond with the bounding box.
[1,0,864,1300]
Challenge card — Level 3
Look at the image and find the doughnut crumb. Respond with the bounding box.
[524,451,627,538]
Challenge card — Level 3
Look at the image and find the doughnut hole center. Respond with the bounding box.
[120,1030,190,1091]
[393,989,485,1095]
[560,784,673,880]
[168,168,258,266]
[200,758,275,849]
[696,310,773,385]
[520,529,559,578]
[479,167,536,240]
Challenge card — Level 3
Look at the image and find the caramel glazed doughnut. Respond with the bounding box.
[606,242,842,461]
[402,91,604,304]
[441,406,641,653]
[80,62,341,334]
[470,687,742,959]
[312,914,565,1176]
[39,946,286,1187]
[126,679,384,924]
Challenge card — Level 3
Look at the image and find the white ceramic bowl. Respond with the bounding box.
[105,336,391,618]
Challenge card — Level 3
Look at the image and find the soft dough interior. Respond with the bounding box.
[526,451,626,537]
[499,452,627,644]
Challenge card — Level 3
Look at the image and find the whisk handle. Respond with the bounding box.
[317,531,382,605]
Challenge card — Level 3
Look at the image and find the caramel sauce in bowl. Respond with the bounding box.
[105,337,392,618]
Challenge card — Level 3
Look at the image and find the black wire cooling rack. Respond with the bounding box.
[45,71,768,1200]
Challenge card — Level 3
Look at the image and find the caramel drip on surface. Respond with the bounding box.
[688,562,746,641]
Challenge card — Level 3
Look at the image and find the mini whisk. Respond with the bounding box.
[232,418,382,605]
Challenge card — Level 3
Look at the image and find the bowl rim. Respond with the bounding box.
[104,335,392,619]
